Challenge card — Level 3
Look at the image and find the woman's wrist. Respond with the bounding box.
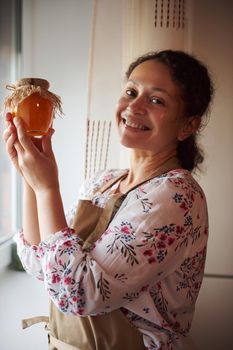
[35,187,67,240]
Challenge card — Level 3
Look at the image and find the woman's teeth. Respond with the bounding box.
[123,118,149,130]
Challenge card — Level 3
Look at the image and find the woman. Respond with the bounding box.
[4,50,213,349]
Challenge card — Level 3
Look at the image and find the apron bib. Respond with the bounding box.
[46,174,146,350]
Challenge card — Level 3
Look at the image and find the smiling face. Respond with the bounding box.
[116,60,187,157]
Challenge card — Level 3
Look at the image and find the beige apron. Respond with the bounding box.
[22,158,179,349]
[23,173,146,350]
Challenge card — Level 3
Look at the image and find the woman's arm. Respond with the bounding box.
[12,117,67,240]
[23,180,41,245]
[35,187,67,241]
[3,113,41,244]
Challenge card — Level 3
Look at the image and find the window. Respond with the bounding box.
[0,0,22,246]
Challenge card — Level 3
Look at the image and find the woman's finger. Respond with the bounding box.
[6,112,13,121]
[6,133,18,158]
[5,112,14,127]
[14,139,25,154]
[2,124,15,142]
[13,117,37,154]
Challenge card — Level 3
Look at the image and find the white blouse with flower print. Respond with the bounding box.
[15,168,208,350]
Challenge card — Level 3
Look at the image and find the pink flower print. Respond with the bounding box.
[121,225,130,234]
[160,233,167,241]
[143,249,153,256]
[38,246,44,255]
[32,245,38,251]
[180,202,188,211]
[78,308,84,315]
[62,227,75,236]
[167,237,175,245]
[64,240,72,247]
[64,276,72,285]
[52,274,61,284]
[148,257,156,264]
[58,300,65,308]
[104,175,112,182]
[50,244,57,252]
[72,296,77,302]
[176,226,184,234]
[157,241,166,249]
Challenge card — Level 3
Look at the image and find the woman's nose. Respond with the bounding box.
[127,96,146,114]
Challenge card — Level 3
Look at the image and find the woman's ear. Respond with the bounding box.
[178,116,201,141]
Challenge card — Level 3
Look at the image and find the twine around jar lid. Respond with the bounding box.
[15,78,50,90]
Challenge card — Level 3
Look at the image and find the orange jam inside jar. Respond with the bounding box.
[5,78,63,137]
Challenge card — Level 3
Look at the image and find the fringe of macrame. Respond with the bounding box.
[4,84,64,117]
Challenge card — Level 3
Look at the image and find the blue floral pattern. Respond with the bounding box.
[16,168,208,349]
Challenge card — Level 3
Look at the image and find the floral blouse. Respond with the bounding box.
[16,168,208,350]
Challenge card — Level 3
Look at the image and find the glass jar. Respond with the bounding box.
[4,78,63,137]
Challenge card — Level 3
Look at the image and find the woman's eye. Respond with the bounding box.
[150,97,164,105]
[125,89,136,97]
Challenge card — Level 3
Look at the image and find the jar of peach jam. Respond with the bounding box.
[4,78,63,137]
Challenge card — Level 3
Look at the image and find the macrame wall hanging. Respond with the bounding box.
[85,119,111,179]
[154,0,186,29]
[122,0,189,74]
[84,0,112,180]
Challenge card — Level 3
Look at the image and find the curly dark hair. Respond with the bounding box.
[126,50,214,172]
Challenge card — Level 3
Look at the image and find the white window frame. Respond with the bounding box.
[0,0,22,270]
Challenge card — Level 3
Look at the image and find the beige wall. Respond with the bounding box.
[190,0,233,276]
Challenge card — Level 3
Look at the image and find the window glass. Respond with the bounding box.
[0,0,22,242]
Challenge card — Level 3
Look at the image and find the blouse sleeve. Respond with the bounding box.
[18,172,208,317]
[14,169,118,279]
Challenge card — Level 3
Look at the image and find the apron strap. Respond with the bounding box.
[22,316,49,329]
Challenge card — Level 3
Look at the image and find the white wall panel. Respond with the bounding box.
[22,0,93,209]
